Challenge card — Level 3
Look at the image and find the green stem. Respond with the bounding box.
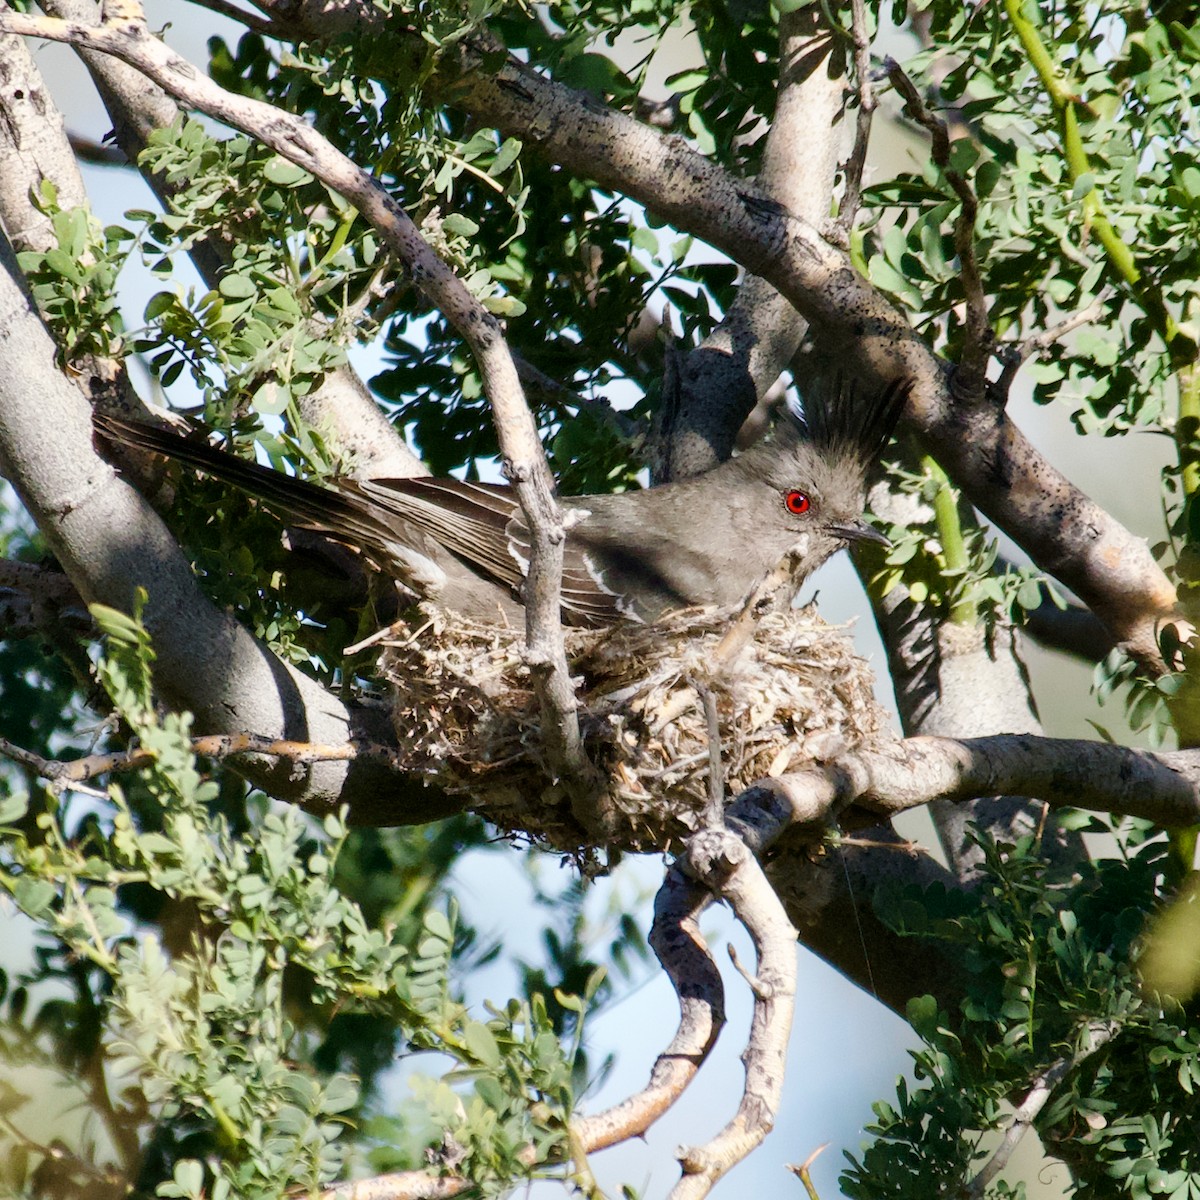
[1178,366,1200,500]
[1005,0,1183,360]
[926,456,975,625]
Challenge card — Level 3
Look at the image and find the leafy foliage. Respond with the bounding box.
[6,0,1200,1194]
[845,825,1200,1199]
[0,599,592,1197]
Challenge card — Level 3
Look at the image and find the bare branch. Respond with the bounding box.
[836,0,876,232]
[182,0,279,37]
[755,735,1200,830]
[886,58,992,398]
[511,349,637,440]
[320,1173,472,1200]
[574,867,724,1150]
[965,1021,1117,1198]
[670,830,797,1199]
[1012,294,1111,363]
[0,732,414,793]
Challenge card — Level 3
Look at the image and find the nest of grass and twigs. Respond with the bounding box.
[380,602,889,856]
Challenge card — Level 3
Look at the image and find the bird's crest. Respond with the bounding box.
[788,375,911,467]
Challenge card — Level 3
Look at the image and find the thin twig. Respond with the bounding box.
[965,1021,1117,1197]
[995,293,1111,397]
[787,1143,830,1200]
[511,349,637,439]
[690,677,726,826]
[886,58,992,400]
[0,732,406,790]
[837,0,876,233]
[181,0,279,37]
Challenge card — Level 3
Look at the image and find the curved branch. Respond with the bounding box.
[574,865,725,1151]
[669,829,798,1200]
[757,735,1200,830]
[965,1020,1117,1198]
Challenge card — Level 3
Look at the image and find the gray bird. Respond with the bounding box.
[94,377,908,627]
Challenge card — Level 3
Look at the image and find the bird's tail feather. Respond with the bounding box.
[93,411,402,558]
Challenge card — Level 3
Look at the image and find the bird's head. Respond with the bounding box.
[740,375,910,558]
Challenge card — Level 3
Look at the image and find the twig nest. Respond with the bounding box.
[381,603,888,855]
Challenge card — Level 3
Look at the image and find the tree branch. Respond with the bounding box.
[758,735,1200,830]
[398,24,1175,665]
[965,1020,1117,1198]
[574,866,725,1150]
[670,830,797,1200]
[0,225,448,824]
[836,0,876,232]
[886,58,991,400]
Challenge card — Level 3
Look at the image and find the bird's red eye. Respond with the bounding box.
[784,490,811,515]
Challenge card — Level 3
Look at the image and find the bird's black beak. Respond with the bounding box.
[829,519,892,549]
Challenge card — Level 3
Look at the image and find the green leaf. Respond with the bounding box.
[464,1020,502,1068]
[0,791,29,824]
[218,273,257,299]
[262,156,312,187]
[489,138,522,177]
[14,876,56,916]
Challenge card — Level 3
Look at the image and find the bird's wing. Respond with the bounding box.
[356,479,628,627]
[96,411,630,627]
[351,477,525,591]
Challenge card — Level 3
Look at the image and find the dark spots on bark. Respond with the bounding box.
[497,78,534,103]
[739,191,785,221]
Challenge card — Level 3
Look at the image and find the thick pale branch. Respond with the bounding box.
[574,866,724,1151]
[320,1175,468,1200]
[756,734,1200,830]
[670,830,797,1200]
